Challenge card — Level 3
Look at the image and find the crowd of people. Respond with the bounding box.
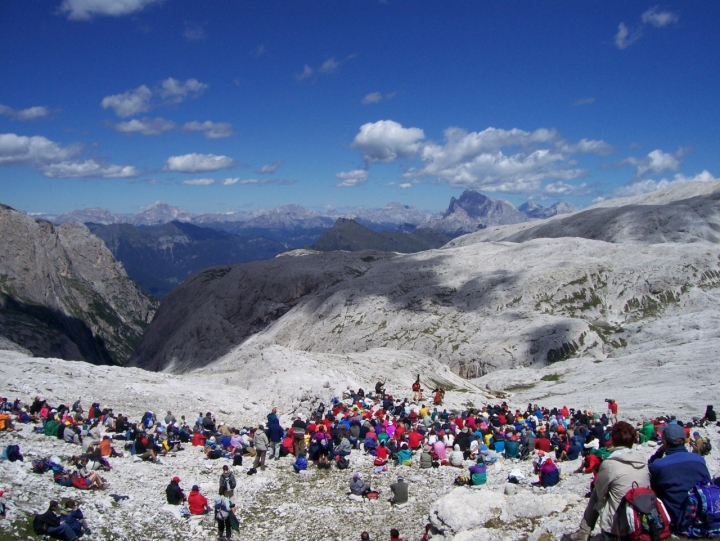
[0,382,717,541]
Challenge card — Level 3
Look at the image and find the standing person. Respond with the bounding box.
[253,424,269,470]
[267,416,283,461]
[389,476,409,505]
[606,399,618,423]
[219,465,236,500]
[214,488,235,541]
[412,376,422,402]
[292,417,307,456]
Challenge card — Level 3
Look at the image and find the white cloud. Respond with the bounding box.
[159,78,208,103]
[296,65,314,81]
[557,138,614,156]
[257,161,283,174]
[239,179,259,185]
[238,178,296,186]
[181,121,233,139]
[573,97,595,107]
[361,92,396,105]
[350,120,425,163]
[401,126,596,193]
[0,104,51,120]
[610,170,715,199]
[183,23,207,41]
[615,7,678,50]
[614,22,642,50]
[0,133,79,166]
[544,181,589,196]
[335,169,369,188]
[622,148,684,178]
[60,0,162,20]
[361,92,383,105]
[222,178,239,186]
[399,182,412,189]
[181,178,215,186]
[114,117,175,136]
[165,153,235,173]
[41,160,139,178]
[642,6,678,28]
[101,85,152,118]
[318,58,340,74]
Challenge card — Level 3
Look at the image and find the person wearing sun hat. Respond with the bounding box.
[648,423,710,527]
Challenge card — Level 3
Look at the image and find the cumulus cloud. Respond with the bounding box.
[102,78,208,118]
[361,92,396,105]
[0,132,138,178]
[222,178,239,186]
[181,120,233,138]
[60,0,162,20]
[350,120,425,163]
[181,178,215,186]
[335,169,369,188]
[556,138,614,156]
[114,117,175,136]
[642,6,679,28]
[622,148,684,178]
[615,6,678,49]
[0,133,79,166]
[101,85,152,118]
[257,160,283,174]
[399,182,412,189]
[41,160,139,178]
[160,77,208,103]
[610,170,715,199]
[165,153,235,173]
[0,104,51,120]
[296,65,314,81]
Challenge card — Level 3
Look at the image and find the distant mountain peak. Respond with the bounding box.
[519,200,577,219]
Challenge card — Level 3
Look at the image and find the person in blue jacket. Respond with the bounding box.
[648,423,710,527]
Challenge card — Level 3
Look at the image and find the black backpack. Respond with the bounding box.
[233,454,243,466]
[32,515,47,535]
[337,457,350,470]
[6,444,22,462]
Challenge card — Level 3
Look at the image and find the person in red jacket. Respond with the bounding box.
[187,485,210,515]
[607,400,618,423]
[534,433,551,453]
[408,429,423,450]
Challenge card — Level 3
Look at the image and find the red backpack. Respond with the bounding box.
[614,485,671,541]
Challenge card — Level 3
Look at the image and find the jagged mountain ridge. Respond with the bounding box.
[310,218,451,253]
[518,200,577,219]
[87,221,286,298]
[128,181,720,376]
[426,191,530,235]
[0,204,157,364]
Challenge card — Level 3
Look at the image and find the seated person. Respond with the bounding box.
[389,476,409,505]
[448,444,464,467]
[293,452,308,472]
[349,472,371,496]
[649,423,710,527]
[468,457,487,485]
[188,485,210,515]
[397,444,413,466]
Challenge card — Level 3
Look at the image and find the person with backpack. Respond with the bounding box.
[314,424,332,467]
[219,465,236,499]
[252,425,269,471]
[214,488,235,541]
[267,416,283,461]
[690,431,711,456]
[648,423,710,527]
[412,376,422,402]
[568,421,651,541]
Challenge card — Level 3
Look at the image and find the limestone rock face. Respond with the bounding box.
[0,204,157,364]
[428,190,528,235]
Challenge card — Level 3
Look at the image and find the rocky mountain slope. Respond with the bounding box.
[87,221,285,298]
[447,179,720,247]
[0,204,157,364]
[518,200,576,219]
[310,218,451,253]
[427,190,529,235]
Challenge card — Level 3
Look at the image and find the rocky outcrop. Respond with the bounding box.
[518,200,576,219]
[0,204,157,364]
[428,190,528,235]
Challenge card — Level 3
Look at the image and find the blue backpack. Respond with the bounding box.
[678,479,720,538]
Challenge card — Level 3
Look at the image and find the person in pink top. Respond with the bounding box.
[433,440,447,460]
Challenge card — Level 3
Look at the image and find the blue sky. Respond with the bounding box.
[0,1,718,215]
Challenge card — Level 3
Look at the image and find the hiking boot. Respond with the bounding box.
[567,518,592,541]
